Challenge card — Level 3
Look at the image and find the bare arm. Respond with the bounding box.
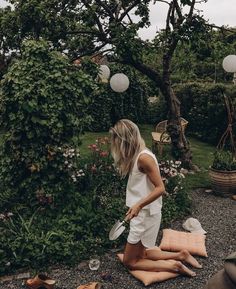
[126,153,165,220]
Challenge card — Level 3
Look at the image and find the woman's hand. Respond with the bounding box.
[126,203,142,220]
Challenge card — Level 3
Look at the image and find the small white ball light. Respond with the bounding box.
[222,55,236,73]
[110,73,130,93]
[98,65,110,83]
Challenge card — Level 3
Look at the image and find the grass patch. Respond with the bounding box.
[186,137,214,189]
[79,131,108,156]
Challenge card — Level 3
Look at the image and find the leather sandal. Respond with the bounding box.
[25,274,56,289]
[77,282,102,289]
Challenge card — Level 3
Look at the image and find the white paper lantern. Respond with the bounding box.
[98,65,110,82]
[110,73,130,93]
[222,55,236,73]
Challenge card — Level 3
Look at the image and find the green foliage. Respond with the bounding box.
[86,83,113,131]
[0,0,84,53]
[159,159,191,224]
[212,150,236,171]
[171,28,236,84]
[174,82,236,144]
[108,66,149,125]
[145,95,168,125]
[87,64,150,131]
[0,39,96,210]
[0,210,66,273]
[0,137,126,274]
[0,135,192,274]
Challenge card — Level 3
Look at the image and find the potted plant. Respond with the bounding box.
[209,93,236,197]
[209,150,236,197]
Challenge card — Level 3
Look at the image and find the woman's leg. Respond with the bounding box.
[145,249,202,268]
[123,241,196,277]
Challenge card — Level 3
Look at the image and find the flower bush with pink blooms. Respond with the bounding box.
[159,160,185,196]
[84,137,126,209]
[159,159,191,224]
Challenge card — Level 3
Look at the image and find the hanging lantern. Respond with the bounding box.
[110,73,130,93]
[222,55,236,73]
[98,65,110,83]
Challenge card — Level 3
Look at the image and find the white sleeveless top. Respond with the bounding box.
[126,148,162,215]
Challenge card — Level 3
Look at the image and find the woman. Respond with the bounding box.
[109,119,201,276]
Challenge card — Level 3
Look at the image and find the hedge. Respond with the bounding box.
[174,82,236,145]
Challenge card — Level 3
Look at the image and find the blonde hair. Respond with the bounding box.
[109,119,145,177]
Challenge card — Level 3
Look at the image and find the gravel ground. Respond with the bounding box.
[1,189,235,289]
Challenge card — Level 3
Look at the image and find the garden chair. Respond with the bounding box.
[151,117,188,155]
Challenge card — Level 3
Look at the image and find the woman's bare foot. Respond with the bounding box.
[179,250,202,268]
[174,261,197,277]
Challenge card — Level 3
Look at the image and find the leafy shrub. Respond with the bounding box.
[87,64,150,131]
[0,138,126,274]
[174,82,236,144]
[159,160,191,224]
[212,150,236,171]
[145,94,168,125]
[0,39,96,210]
[0,137,191,274]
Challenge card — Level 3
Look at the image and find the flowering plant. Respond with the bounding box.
[86,137,115,176]
[159,160,186,196]
[59,146,84,183]
[159,159,190,225]
[83,137,125,209]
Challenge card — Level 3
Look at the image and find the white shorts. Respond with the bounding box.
[127,209,161,248]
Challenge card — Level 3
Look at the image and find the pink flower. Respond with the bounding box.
[91,165,97,172]
[100,151,108,157]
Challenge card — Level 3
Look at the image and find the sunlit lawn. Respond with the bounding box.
[79,124,215,190]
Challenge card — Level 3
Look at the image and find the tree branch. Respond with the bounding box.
[94,0,114,19]
[118,0,140,22]
[206,23,236,34]
[65,30,102,36]
[81,0,108,42]
[173,0,183,22]
[120,58,164,87]
[156,0,171,5]
[72,42,108,61]
[165,2,173,32]
[188,0,196,20]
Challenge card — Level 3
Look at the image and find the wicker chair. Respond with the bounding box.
[151,118,188,155]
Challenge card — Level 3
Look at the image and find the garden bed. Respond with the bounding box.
[0,189,235,289]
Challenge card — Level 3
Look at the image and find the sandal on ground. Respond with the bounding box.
[25,274,56,289]
[77,282,102,289]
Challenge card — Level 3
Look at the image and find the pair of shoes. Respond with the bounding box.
[25,274,56,289]
[77,282,102,289]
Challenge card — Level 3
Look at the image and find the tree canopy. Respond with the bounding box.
[1,0,235,167]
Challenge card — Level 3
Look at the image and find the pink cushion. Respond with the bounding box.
[159,229,207,257]
[117,247,179,286]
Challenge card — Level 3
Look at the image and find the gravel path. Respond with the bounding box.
[1,189,235,289]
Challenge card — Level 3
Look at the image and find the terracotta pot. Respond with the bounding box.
[209,167,236,197]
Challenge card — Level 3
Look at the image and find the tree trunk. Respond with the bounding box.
[161,54,193,169]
